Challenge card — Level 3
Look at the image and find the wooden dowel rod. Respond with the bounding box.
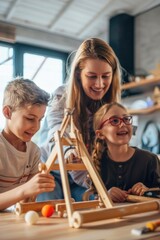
[126,194,157,203]
[55,131,74,227]
[45,146,57,172]
[52,163,86,170]
[72,200,160,228]
[15,199,74,215]
[56,200,100,217]
[77,135,113,208]
[61,137,77,145]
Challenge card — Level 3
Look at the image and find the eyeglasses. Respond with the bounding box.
[99,115,133,129]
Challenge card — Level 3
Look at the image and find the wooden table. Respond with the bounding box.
[0,209,160,240]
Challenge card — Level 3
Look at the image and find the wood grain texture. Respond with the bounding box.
[0,210,160,240]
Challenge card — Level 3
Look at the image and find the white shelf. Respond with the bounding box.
[122,76,160,115]
[128,104,160,115]
[121,76,160,90]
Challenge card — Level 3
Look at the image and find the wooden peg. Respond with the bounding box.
[56,200,100,217]
[38,162,47,172]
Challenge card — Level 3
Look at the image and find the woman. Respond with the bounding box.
[37,38,121,201]
[92,102,160,202]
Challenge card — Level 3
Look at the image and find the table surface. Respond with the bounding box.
[0,207,160,240]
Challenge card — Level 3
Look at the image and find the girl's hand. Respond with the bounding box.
[128,182,149,196]
[23,173,55,199]
[108,187,128,203]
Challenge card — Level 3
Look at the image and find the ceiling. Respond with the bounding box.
[0,0,160,51]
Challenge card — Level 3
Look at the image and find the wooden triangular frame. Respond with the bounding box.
[39,108,160,228]
[39,108,113,226]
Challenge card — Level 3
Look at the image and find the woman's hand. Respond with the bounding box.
[128,182,149,196]
[108,187,128,203]
[64,147,81,163]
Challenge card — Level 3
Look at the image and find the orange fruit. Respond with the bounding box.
[41,204,54,217]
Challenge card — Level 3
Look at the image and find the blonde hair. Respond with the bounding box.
[65,38,122,144]
[3,78,50,111]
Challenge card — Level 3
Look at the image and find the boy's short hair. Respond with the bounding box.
[3,78,50,110]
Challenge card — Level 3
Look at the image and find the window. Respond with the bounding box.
[23,53,63,94]
[0,42,68,134]
[0,44,13,130]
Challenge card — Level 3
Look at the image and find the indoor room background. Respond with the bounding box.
[0,0,160,154]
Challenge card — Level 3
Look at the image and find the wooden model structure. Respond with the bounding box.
[38,108,114,226]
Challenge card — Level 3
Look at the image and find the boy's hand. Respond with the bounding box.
[23,173,55,198]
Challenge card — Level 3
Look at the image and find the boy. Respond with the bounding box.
[0,78,55,210]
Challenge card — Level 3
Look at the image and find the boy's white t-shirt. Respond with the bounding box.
[0,132,41,193]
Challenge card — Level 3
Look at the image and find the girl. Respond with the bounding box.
[92,102,160,202]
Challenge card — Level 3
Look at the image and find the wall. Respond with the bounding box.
[122,92,160,153]
[15,25,82,52]
[135,5,160,73]
[123,5,160,154]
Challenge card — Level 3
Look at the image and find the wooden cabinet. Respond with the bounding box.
[121,76,160,115]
